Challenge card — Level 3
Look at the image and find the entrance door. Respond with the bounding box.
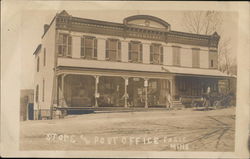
[128,77,145,107]
[28,103,34,120]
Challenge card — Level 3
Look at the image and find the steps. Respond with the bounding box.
[172,100,185,110]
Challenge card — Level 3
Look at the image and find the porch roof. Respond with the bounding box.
[162,66,234,78]
[57,58,235,78]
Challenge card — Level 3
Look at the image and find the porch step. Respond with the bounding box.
[172,100,185,110]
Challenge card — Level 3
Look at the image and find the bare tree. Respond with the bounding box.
[182,11,222,35]
[182,11,236,75]
[217,38,237,75]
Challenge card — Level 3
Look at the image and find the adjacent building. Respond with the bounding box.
[33,10,234,119]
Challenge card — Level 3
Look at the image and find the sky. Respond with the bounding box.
[2,1,238,89]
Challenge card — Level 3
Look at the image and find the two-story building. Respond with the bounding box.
[33,10,234,119]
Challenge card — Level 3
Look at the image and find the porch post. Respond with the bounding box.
[170,77,176,101]
[124,77,128,108]
[61,74,66,107]
[94,75,99,107]
[55,75,59,106]
[144,78,148,108]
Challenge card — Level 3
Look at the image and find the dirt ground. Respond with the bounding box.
[20,107,235,151]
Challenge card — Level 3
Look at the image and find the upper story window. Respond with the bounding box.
[172,46,181,66]
[81,36,97,60]
[37,57,40,72]
[36,84,39,103]
[192,48,200,68]
[128,41,142,63]
[43,48,46,66]
[150,43,163,64]
[42,79,45,102]
[209,50,218,69]
[106,39,121,61]
[57,33,72,57]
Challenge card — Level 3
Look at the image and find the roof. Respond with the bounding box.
[33,44,42,55]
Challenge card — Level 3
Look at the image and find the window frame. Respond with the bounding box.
[150,43,163,65]
[43,48,46,66]
[57,33,72,57]
[192,48,200,68]
[172,46,181,66]
[36,85,39,103]
[37,57,40,72]
[80,36,97,60]
[105,38,121,62]
[209,50,218,69]
[128,41,143,63]
[42,79,45,102]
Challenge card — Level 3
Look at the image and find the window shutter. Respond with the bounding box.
[94,38,97,58]
[139,43,143,62]
[67,36,72,56]
[150,45,153,63]
[106,40,109,59]
[118,41,121,61]
[160,46,163,64]
[81,37,85,57]
[37,57,40,72]
[128,42,131,61]
[177,48,180,65]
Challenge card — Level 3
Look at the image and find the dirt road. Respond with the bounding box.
[20,107,235,151]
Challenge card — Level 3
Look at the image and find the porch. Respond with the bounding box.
[55,74,172,109]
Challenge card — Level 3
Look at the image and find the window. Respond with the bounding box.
[36,85,39,103]
[37,57,40,72]
[106,39,121,61]
[43,48,46,66]
[57,33,72,57]
[192,48,200,68]
[81,36,97,60]
[150,43,163,64]
[128,41,142,63]
[42,79,45,102]
[209,50,218,68]
[172,46,181,66]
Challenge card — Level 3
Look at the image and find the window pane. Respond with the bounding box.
[58,34,63,44]
[131,43,139,52]
[85,48,92,59]
[85,38,93,48]
[109,40,117,50]
[94,49,97,58]
[81,47,85,57]
[63,35,67,44]
[109,50,116,61]
[58,45,63,55]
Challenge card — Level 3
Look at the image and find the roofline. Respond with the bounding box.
[41,10,218,39]
[33,44,42,55]
[123,15,171,28]
[41,16,56,39]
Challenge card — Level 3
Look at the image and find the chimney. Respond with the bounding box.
[44,24,50,34]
